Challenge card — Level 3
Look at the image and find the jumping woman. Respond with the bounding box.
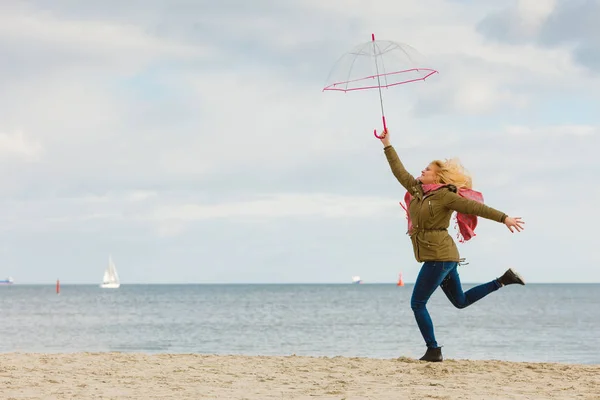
[378,129,526,362]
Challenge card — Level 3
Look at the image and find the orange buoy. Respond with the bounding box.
[56,279,60,294]
[397,272,404,287]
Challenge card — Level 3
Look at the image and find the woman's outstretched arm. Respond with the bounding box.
[443,191,525,233]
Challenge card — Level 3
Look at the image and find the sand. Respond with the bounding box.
[0,353,598,400]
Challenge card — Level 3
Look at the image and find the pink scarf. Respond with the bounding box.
[399,183,484,243]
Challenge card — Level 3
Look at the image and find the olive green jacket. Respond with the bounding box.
[384,145,508,263]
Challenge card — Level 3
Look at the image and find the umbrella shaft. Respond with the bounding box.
[371,40,386,128]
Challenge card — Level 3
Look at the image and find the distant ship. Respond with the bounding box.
[0,277,14,285]
[351,275,362,284]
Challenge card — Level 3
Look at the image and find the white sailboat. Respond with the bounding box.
[100,255,120,289]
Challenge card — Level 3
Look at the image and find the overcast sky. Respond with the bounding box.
[1,0,599,284]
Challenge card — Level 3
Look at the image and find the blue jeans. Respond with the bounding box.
[410,261,502,349]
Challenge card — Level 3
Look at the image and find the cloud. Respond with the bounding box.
[63,190,159,204]
[4,119,596,235]
[0,2,209,70]
[145,192,398,221]
[506,124,599,137]
[477,0,600,73]
[0,1,386,202]
[0,190,401,236]
[409,61,533,116]
[476,0,556,43]
[0,131,44,161]
[538,0,600,72]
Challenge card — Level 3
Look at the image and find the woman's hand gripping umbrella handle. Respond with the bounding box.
[376,127,390,147]
[374,116,388,139]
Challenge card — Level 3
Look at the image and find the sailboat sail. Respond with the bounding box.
[100,255,120,288]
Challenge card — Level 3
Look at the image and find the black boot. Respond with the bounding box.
[419,346,443,362]
[497,268,525,287]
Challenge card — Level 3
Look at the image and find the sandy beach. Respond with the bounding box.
[0,353,598,400]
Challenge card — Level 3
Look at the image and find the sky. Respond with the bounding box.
[1,0,599,284]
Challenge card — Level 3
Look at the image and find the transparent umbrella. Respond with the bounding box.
[323,34,439,138]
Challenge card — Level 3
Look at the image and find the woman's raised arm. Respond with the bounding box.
[379,130,419,193]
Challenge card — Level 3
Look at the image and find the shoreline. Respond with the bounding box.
[1,353,598,399]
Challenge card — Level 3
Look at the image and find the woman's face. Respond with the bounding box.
[419,163,438,185]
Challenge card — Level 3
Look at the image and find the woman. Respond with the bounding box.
[378,129,526,362]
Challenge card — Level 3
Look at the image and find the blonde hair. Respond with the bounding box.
[430,158,473,189]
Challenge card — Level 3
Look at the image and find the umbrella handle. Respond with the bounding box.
[373,116,388,139]
[374,129,385,139]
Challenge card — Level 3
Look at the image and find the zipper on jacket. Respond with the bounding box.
[428,200,434,217]
[416,197,424,229]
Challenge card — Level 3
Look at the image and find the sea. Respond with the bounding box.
[1,283,598,364]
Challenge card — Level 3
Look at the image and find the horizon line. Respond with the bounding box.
[3,282,599,285]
